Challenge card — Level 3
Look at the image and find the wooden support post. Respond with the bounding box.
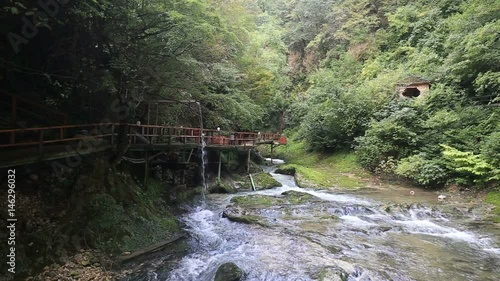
[144,151,149,189]
[187,148,194,163]
[247,149,251,173]
[218,151,222,180]
[249,173,256,191]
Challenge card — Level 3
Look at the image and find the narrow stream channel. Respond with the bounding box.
[143,162,500,281]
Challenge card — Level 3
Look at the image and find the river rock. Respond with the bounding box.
[222,206,267,227]
[280,190,317,204]
[214,262,243,281]
[275,166,296,176]
[211,180,237,194]
[317,267,348,281]
[253,173,282,190]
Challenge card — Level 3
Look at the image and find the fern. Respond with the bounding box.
[441,144,496,184]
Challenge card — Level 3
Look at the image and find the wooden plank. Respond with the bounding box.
[117,232,185,263]
[187,148,194,163]
[249,174,256,191]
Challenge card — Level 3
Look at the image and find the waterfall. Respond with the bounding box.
[198,102,208,194]
[200,136,208,194]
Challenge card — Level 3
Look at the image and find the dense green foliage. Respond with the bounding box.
[2,0,499,186]
[1,0,289,131]
[269,0,499,187]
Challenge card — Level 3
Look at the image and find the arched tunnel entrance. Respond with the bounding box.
[402,87,421,98]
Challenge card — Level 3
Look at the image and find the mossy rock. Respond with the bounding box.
[214,262,243,281]
[222,206,268,227]
[281,191,317,204]
[210,179,237,194]
[275,165,296,176]
[486,191,500,223]
[230,195,275,207]
[253,173,282,190]
[316,267,348,281]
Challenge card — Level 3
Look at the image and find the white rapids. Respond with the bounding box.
[152,160,500,281]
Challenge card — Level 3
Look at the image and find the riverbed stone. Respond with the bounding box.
[214,262,243,281]
[222,206,268,227]
[223,191,331,227]
[281,190,318,204]
[316,267,348,281]
[275,165,296,176]
[211,180,237,194]
[253,172,282,190]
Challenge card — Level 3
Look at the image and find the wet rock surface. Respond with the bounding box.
[214,262,243,281]
[128,167,500,281]
[252,173,282,190]
[274,166,296,176]
[222,191,329,228]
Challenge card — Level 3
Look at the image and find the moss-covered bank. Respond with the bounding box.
[259,137,370,190]
[485,190,500,223]
[0,156,192,279]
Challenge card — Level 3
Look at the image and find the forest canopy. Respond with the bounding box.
[1,0,499,186]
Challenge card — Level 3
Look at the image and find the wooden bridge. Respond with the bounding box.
[0,123,287,168]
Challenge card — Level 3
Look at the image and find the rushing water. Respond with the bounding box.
[198,102,208,194]
[141,162,500,281]
[200,137,208,194]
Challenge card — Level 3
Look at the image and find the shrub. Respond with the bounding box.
[482,131,500,167]
[441,144,497,184]
[299,90,374,151]
[355,106,422,171]
[395,154,448,186]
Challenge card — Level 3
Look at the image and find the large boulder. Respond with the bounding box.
[253,173,282,190]
[222,192,325,227]
[316,266,349,281]
[274,165,296,176]
[210,179,237,194]
[214,262,243,281]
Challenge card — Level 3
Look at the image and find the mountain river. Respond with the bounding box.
[127,161,500,281]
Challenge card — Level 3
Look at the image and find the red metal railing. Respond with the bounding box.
[0,124,286,152]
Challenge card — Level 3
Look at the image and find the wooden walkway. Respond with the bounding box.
[0,123,286,168]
